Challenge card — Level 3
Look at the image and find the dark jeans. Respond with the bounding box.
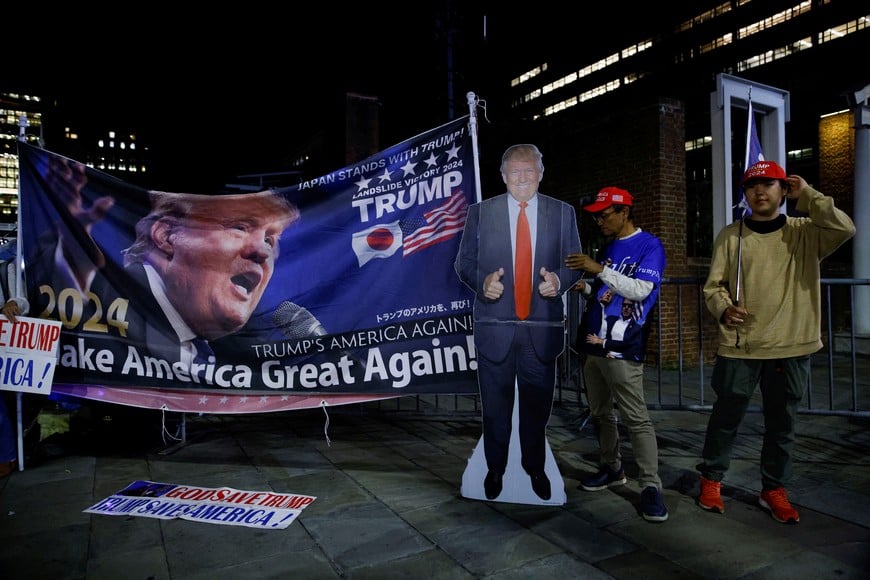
[698,355,809,489]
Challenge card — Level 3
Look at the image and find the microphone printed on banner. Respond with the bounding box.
[272,301,368,373]
[272,301,328,340]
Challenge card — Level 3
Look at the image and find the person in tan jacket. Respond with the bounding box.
[697,160,855,524]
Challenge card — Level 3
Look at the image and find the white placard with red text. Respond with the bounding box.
[0,315,63,394]
[85,480,316,529]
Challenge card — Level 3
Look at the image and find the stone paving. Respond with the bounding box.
[1,395,868,579]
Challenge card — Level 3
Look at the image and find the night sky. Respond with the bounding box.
[9,2,675,192]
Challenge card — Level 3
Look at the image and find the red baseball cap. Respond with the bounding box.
[583,187,633,213]
[740,160,787,185]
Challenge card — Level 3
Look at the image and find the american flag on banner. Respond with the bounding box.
[400,192,468,257]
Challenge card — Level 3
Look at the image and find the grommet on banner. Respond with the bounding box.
[320,400,331,447]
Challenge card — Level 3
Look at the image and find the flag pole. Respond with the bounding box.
[14,121,25,316]
[743,89,754,173]
[734,89,756,347]
[467,92,483,203]
[735,94,752,308]
[735,87,766,306]
[14,124,26,471]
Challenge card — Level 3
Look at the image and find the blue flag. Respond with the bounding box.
[745,100,765,169]
[739,98,765,217]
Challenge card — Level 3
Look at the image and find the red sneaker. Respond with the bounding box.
[759,487,800,524]
[698,476,724,513]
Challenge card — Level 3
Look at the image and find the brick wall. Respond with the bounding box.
[817,110,856,327]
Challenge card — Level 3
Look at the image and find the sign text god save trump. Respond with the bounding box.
[0,316,63,394]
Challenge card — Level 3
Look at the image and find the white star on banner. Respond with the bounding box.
[378,168,393,182]
[446,144,461,160]
[401,160,417,176]
[355,176,372,190]
[424,153,439,167]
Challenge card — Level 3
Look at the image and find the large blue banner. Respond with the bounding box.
[17,116,479,399]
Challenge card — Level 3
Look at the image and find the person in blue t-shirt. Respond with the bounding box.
[565,186,668,523]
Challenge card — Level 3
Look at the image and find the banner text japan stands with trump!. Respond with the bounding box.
[17,117,479,396]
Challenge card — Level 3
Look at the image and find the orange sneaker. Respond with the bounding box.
[698,476,724,513]
[759,487,800,524]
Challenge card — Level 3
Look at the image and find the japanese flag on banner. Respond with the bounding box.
[351,221,402,266]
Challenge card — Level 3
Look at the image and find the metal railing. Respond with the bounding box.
[372,278,870,418]
[567,277,870,418]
